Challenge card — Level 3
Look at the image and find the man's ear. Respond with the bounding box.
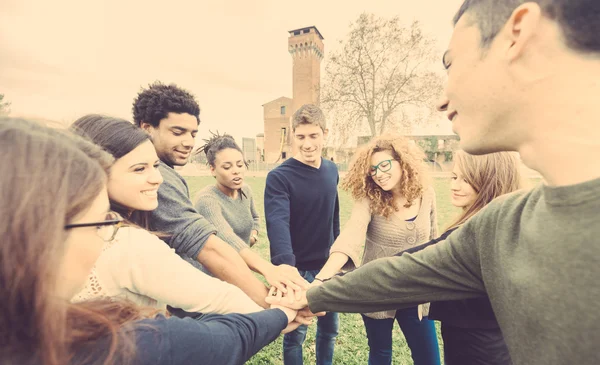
[323,128,329,139]
[139,122,154,135]
[210,165,216,177]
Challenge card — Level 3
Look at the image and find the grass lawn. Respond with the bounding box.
[185,176,538,364]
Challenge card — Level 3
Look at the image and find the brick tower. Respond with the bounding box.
[288,26,324,114]
[262,26,324,163]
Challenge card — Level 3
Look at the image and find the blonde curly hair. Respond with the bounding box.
[341,134,429,218]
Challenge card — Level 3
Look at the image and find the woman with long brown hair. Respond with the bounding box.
[399,150,523,365]
[313,134,441,365]
[0,117,298,365]
[69,114,263,315]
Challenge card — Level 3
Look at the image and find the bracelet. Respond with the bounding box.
[314,277,324,283]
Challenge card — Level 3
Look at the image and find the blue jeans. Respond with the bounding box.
[361,307,441,365]
[283,269,339,365]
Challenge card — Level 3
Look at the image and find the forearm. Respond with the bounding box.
[316,252,349,280]
[197,235,269,308]
[307,240,486,314]
[239,247,274,277]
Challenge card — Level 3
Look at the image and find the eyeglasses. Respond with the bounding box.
[65,211,124,242]
[369,159,393,177]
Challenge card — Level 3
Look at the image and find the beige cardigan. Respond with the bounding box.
[72,226,263,315]
[330,186,438,319]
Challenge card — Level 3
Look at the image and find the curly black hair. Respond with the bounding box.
[132,81,200,127]
[198,131,247,168]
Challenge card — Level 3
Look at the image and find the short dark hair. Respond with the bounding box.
[454,0,600,53]
[198,131,246,168]
[132,81,201,127]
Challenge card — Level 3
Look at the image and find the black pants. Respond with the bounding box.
[442,324,512,365]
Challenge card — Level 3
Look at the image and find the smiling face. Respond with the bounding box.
[436,13,523,155]
[211,148,246,191]
[141,112,198,167]
[369,151,403,192]
[107,140,163,211]
[450,162,478,209]
[293,123,327,167]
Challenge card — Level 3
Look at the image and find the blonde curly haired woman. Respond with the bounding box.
[314,134,441,365]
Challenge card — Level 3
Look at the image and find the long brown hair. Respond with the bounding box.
[70,114,154,230]
[341,134,429,218]
[446,150,524,231]
[0,118,155,365]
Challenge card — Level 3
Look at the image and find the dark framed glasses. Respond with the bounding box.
[65,211,124,242]
[369,159,393,177]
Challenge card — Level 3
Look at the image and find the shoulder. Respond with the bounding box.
[196,185,219,201]
[266,167,288,185]
[354,197,372,212]
[322,158,338,170]
[466,187,537,233]
[114,226,173,253]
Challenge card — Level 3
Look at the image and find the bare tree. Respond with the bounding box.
[321,13,444,144]
[0,94,10,116]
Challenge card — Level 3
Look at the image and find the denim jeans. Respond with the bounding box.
[361,307,441,365]
[283,269,339,365]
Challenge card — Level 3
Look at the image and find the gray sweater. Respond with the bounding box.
[194,184,260,252]
[307,178,600,364]
[149,162,217,263]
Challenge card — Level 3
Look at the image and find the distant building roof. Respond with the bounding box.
[261,96,292,107]
[288,26,324,40]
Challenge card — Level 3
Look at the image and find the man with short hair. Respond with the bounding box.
[265,104,340,365]
[132,81,272,308]
[272,2,600,364]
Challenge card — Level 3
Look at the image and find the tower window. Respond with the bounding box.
[294,30,300,36]
[282,152,287,159]
[280,106,286,115]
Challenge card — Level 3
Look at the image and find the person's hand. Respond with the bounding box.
[309,278,325,289]
[264,264,309,300]
[266,286,308,310]
[270,303,300,334]
[249,230,259,247]
[281,320,303,334]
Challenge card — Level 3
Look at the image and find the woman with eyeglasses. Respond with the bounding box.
[69,114,264,315]
[312,134,441,365]
[0,117,298,365]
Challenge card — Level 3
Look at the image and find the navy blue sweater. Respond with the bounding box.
[265,158,340,270]
[74,310,288,365]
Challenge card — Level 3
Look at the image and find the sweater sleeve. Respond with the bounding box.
[132,310,288,365]
[195,195,249,252]
[167,310,288,365]
[306,221,486,314]
[329,198,372,270]
[264,171,295,266]
[150,164,217,259]
[248,186,261,232]
[111,228,262,314]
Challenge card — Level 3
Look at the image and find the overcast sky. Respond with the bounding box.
[0,0,463,145]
